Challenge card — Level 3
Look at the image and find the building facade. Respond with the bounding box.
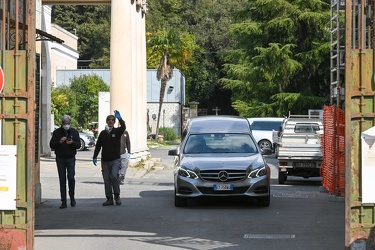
[39,6,79,156]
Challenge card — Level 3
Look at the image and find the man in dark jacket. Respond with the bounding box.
[119,130,131,185]
[50,115,81,209]
[92,110,125,206]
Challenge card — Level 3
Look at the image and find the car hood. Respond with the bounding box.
[180,153,266,171]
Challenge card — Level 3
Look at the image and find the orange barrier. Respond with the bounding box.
[321,105,345,196]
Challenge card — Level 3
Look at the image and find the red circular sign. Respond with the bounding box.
[0,66,4,94]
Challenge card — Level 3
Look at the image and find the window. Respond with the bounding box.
[294,123,320,133]
[184,134,257,154]
[251,121,282,131]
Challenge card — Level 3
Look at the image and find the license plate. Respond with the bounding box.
[213,184,233,191]
[295,162,315,168]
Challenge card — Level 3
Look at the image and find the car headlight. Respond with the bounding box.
[178,166,198,179]
[248,166,267,178]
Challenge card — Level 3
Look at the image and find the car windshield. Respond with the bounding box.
[183,133,258,154]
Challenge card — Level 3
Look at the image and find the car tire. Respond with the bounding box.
[257,195,270,207]
[258,139,272,151]
[278,171,286,184]
[174,190,187,207]
[78,138,86,151]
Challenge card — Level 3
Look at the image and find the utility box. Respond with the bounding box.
[361,126,375,204]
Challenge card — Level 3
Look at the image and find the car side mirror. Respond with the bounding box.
[168,149,178,156]
[261,148,272,155]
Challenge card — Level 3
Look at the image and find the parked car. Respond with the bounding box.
[78,132,96,151]
[53,125,96,151]
[247,117,284,151]
[274,115,323,184]
[168,116,272,207]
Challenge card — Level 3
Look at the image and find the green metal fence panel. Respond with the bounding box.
[0,50,34,249]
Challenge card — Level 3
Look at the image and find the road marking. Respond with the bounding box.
[273,194,310,198]
[132,236,237,249]
[244,234,296,239]
[272,191,317,198]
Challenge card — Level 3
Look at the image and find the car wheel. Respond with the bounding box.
[174,190,187,207]
[278,171,286,184]
[257,195,270,207]
[258,139,272,151]
[78,138,86,151]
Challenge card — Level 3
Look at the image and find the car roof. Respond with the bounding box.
[247,117,284,123]
[188,116,251,134]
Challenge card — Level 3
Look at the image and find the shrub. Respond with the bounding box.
[158,127,178,141]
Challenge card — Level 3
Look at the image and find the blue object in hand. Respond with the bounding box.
[93,158,97,166]
[127,153,131,159]
[114,110,122,120]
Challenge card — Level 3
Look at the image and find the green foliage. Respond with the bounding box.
[270,93,327,116]
[51,0,332,118]
[146,0,183,33]
[233,92,326,118]
[79,16,111,68]
[147,0,247,114]
[147,30,199,71]
[51,75,109,129]
[147,28,200,138]
[69,75,110,129]
[51,5,79,32]
[232,100,276,118]
[52,5,111,68]
[51,85,79,127]
[223,0,330,117]
[52,1,247,115]
[185,55,218,103]
[158,127,178,141]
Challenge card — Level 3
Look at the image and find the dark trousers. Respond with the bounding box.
[101,158,121,199]
[56,156,76,202]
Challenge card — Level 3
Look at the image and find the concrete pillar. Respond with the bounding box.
[40,5,52,157]
[189,101,200,118]
[110,0,148,159]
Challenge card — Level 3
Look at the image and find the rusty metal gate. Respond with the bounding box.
[344,0,375,249]
[0,0,36,249]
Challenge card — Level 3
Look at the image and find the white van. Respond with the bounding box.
[247,117,284,151]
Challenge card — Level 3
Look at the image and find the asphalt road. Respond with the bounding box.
[35,147,345,250]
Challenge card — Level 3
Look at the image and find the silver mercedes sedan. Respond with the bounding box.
[168,116,272,207]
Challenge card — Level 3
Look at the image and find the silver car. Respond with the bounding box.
[168,116,272,207]
[78,132,96,151]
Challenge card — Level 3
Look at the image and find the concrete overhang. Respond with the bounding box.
[42,0,111,4]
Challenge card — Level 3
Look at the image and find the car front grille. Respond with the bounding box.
[197,186,250,194]
[199,169,247,182]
